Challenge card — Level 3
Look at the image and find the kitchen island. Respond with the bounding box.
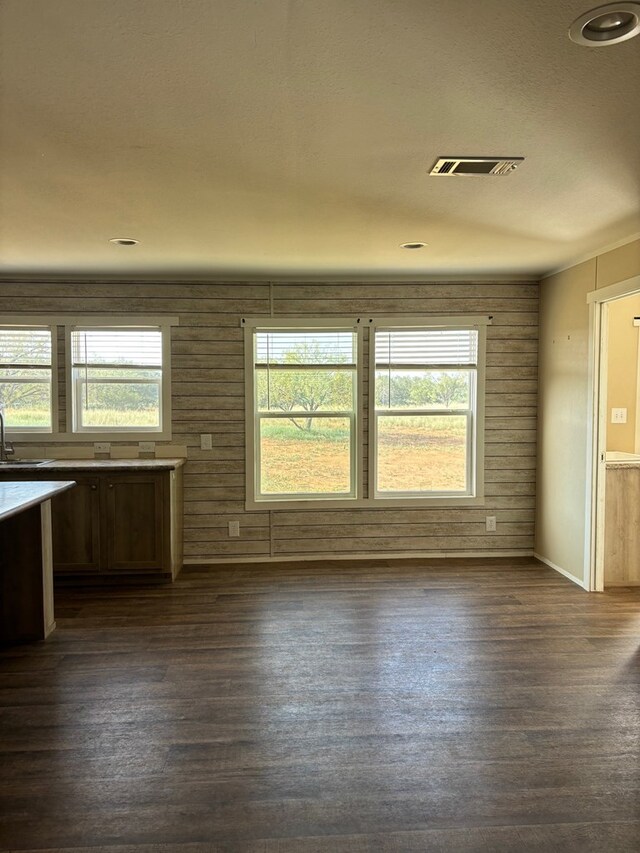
[0,480,75,644]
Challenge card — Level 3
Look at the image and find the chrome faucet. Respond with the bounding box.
[0,408,15,462]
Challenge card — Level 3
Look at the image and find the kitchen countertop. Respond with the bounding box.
[0,458,186,472]
[606,462,640,469]
[0,481,76,522]
[605,451,640,468]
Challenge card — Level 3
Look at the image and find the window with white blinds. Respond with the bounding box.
[70,327,165,432]
[0,326,54,431]
[244,316,486,508]
[249,325,359,501]
[372,325,483,497]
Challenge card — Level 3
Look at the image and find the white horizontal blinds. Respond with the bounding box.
[0,327,53,431]
[71,328,163,370]
[375,327,477,414]
[375,328,478,368]
[253,328,358,499]
[71,327,163,431]
[255,330,356,366]
[373,326,478,496]
[0,327,52,367]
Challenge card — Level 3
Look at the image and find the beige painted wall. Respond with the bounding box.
[536,237,640,583]
[606,294,640,453]
[596,239,640,290]
[536,260,595,581]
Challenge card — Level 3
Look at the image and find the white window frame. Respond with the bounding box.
[0,314,177,442]
[243,317,364,510]
[67,324,169,439]
[0,323,57,438]
[243,315,488,511]
[369,317,488,505]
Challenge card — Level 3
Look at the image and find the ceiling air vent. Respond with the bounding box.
[430,157,524,176]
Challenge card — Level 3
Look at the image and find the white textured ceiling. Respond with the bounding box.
[0,0,639,277]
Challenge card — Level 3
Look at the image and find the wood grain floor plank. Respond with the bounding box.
[0,558,639,851]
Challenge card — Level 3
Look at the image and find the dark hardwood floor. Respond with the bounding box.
[1,557,639,852]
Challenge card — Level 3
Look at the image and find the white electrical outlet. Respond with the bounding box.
[611,408,628,424]
[139,441,155,453]
[228,520,240,537]
[486,516,497,532]
[94,442,110,454]
[200,433,212,450]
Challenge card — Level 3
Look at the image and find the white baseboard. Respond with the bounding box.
[533,552,588,590]
[184,549,534,567]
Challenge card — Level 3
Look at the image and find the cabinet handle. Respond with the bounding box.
[108,484,114,489]
[91,485,97,490]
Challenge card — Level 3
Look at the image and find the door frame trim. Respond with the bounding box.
[586,274,640,591]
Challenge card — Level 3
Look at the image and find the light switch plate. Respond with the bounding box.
[486,516,497,532]
[139,441,156,453]
[200,433,212,450]
[94,442,111,454]
[611,408,628,424]
[228,521,240,537]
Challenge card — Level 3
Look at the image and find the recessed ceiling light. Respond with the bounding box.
[109,237,139,246]
[569,3,640,45]
[401,242,427,250]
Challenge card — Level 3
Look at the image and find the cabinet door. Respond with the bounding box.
[106,474,165,571]
[50,476,102,573]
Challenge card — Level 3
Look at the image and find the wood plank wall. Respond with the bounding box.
[0,279,538,561]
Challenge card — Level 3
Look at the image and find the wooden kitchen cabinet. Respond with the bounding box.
[106,473,165,572]
[0,461,183,582]
[50,475,102,573]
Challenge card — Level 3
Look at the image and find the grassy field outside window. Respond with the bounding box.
[259,415,466,495]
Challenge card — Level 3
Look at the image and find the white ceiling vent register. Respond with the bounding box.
[430,157,524,176]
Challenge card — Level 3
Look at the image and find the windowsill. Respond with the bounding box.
[245,495,485,511]
[7,431,172,443]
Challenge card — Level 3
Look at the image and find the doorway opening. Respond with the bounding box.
[587,274,640,590]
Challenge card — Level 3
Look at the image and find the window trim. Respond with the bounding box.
[66,324,168,438]
[0,314,177,442]
[243,315,489,511]
[0,323,58,437]
[243,317,364,510]
[368,317,487,502]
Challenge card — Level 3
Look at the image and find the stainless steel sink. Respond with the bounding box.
[0,459,53,466]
